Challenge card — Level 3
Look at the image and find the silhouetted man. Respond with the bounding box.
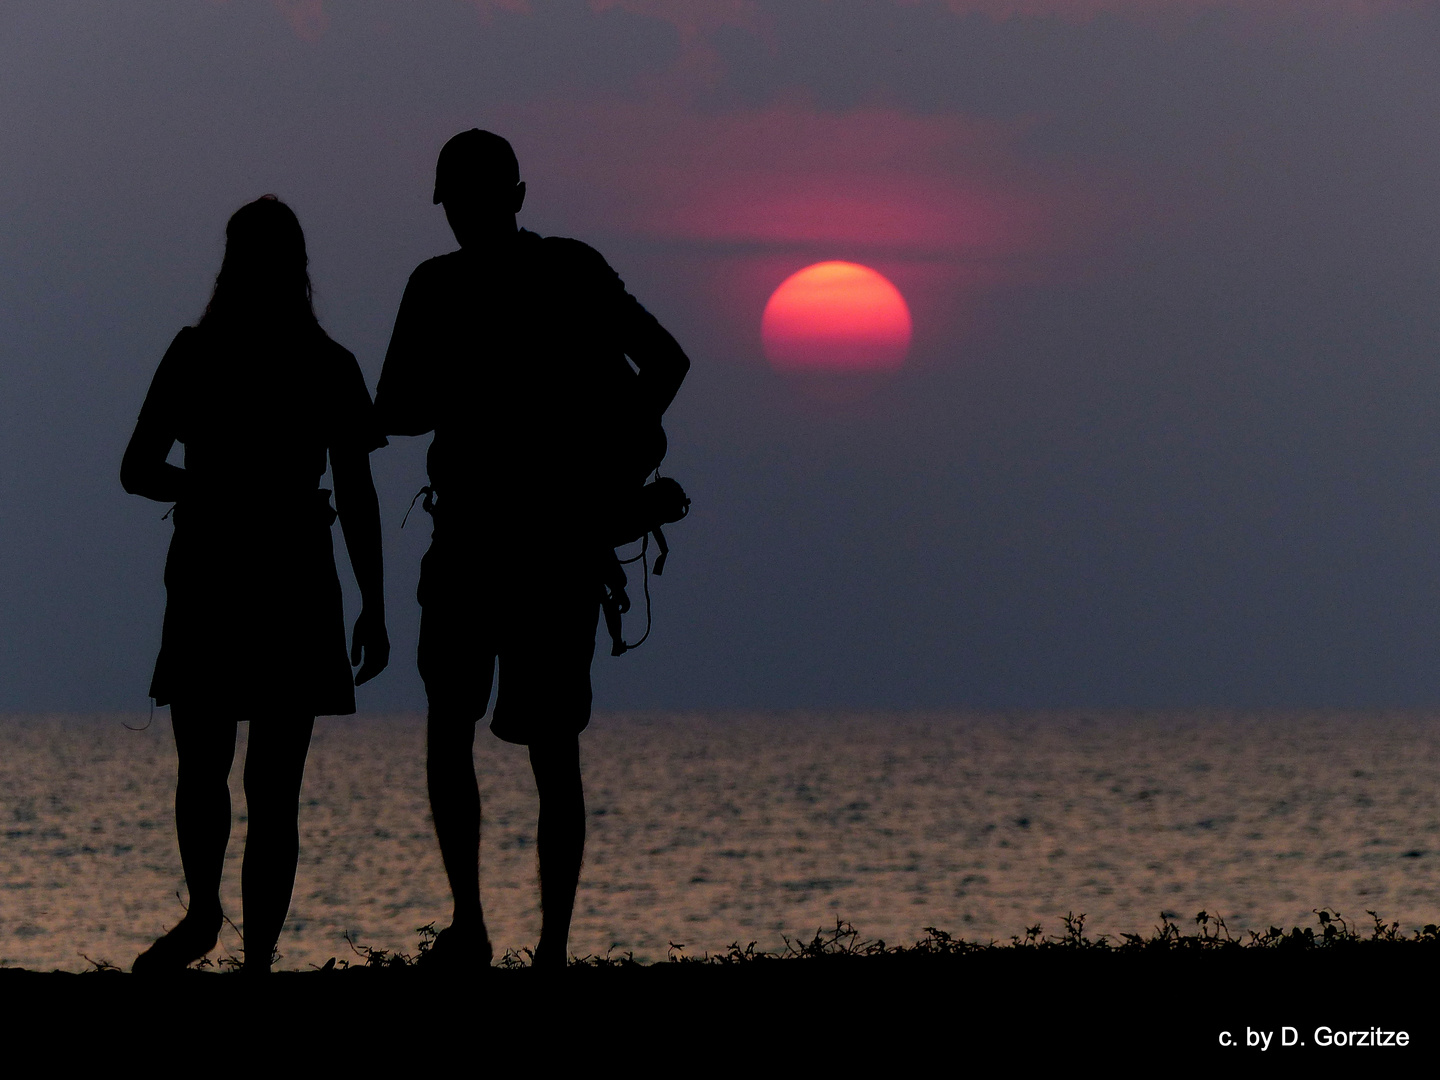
[376,130,689,969]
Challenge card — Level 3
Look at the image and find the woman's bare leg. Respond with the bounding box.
[240,715,314,971]
[132,707,235,972]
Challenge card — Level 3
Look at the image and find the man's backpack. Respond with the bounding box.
[598,418,690,656]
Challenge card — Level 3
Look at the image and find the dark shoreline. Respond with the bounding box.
[4,950,1434,1060]
[6,917,1437,1061]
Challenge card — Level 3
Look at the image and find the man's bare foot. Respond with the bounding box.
[531,942,567,972]
[417,923,493,972]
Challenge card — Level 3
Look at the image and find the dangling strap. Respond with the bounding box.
[123,699,156,732]
[606,534,654,655]
[625,537,655,652]
[602,584,628,656]
[401,486,435,529]
[601,548,632,656]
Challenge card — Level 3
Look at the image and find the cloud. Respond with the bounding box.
[637,109,1041,255]
[504,101,1065,259]
[274,0,1409,47]
[513,0,1411,26]
[272,0,328,41]
[937,0,1408,20]
[582,0,761,38]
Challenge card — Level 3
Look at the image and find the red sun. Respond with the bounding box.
[761,261,912,372]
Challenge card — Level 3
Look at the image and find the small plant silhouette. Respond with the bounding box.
[80,907,1438,976]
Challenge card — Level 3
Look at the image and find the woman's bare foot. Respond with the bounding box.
[131,911,223,974]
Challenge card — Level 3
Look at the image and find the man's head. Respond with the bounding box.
[434,129,525,248]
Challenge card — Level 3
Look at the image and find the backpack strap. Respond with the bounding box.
[600,549,632,656]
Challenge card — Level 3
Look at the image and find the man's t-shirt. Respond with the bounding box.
[375,228,672,538]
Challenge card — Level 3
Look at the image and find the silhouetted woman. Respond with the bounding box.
[122,195,389,972]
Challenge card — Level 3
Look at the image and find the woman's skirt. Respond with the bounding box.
[149,491,355,717]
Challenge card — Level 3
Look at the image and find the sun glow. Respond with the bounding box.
[761,262,912,372]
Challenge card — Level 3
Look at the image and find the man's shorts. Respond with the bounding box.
[416,537,600,745]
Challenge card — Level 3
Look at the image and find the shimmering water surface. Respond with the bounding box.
[3,711,1440,971]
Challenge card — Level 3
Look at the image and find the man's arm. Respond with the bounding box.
[375,267,437,437]
[566,239,691,419]
[621,296,690,419]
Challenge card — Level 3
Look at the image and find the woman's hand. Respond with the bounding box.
[333,443,388,686]
[351,606,390,685]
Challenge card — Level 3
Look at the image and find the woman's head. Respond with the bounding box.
[201,195,317,330]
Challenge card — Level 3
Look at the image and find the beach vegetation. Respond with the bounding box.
[63,906,1440,976]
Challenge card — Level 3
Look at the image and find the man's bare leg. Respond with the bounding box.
[426,710,492,961]
[529,734,584,969]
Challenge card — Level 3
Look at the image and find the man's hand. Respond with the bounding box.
[351,606,391,685]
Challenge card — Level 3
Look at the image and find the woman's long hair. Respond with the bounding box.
[198,195,319,332]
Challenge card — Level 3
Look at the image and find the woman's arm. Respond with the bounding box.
[332,444,389,685]
[121,336,187,502]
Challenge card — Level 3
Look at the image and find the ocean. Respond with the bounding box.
[3,710,1439,971]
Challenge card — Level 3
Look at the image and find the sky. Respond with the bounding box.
[4,0,1440,713]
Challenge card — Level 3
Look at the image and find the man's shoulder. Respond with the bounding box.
[533,232,611,270]
[528,232,623,299]
[314,329,361,371]
[408,235,612,274]
[406,250,468,285]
